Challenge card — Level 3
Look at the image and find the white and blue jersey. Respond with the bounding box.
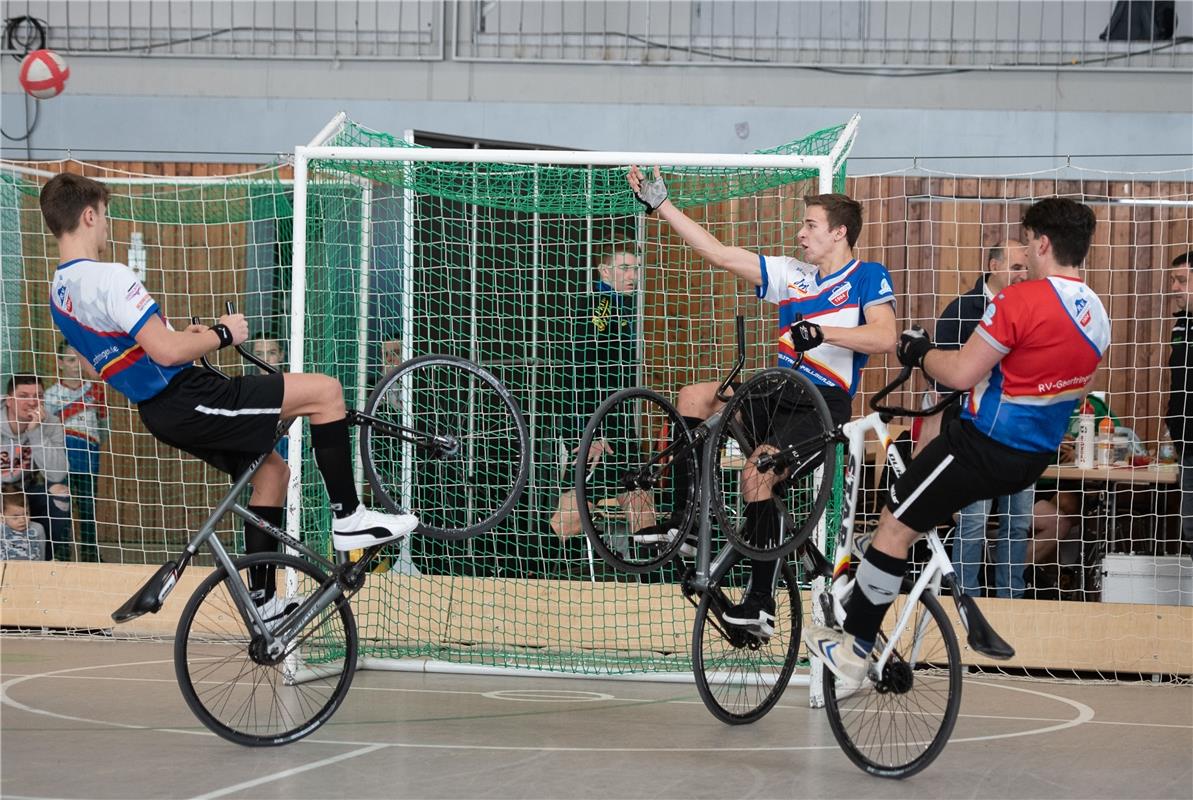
[757,255,896,396]
[49,259,184,404]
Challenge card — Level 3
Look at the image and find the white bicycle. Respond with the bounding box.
[718,363,1016,778]
[575,319,1015,777]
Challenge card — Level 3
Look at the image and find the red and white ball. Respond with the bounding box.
[18,49,70,100]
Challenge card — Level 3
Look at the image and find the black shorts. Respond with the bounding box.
[887,418,1052,532]
[743,384,852,451]
[138,367,285,476]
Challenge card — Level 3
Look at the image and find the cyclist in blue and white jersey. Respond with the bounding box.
[629,166,897,635]
[40,173,418,620]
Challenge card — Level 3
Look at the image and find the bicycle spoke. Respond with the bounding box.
[692,561,804,724]
[576,389,698,573]
[710,368,836,560]
[361,356,529,540]
[823,592,962,778]
[175,554,358,746]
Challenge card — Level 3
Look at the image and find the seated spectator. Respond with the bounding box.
[1029,393,1144,572]
[1,489,45,560]
[381,338,403,372]
[1,375,73,561]
[248,334,287,372]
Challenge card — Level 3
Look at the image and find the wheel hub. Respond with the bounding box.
[876,660,914,694]
[248,635,285,666]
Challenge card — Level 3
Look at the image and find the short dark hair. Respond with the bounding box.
[595,241,638,269]
[1021,197,1096,268]
[804,194,863,248]
[56,339,75,356]
[2,490,25,511]
[5,374,41,396]
[253,333,287,348]
[1173,251,1191,269]
[39,173,110,238]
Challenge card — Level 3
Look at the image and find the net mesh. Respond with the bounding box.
[1,140,1189,682]
[1,164,295,568]
[296,118,846,673]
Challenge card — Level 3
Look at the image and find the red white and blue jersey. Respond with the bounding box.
[967,276,1110,453]
[49,259,184,403]
[757,255,896,396]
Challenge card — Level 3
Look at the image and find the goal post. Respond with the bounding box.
[287,114,857,681]
[3,119,1187,690]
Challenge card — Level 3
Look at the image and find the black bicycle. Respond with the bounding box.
[575,319,1014,769]
[573,318,833,724]
[113,306,530,746]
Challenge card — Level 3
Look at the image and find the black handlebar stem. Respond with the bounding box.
[196,301,279,380]
[715,315,748,403]
[868,364,962,419]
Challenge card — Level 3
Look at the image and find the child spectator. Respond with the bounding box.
[44,341,108,562]
[1,490,46,561]
[1,375,72,560]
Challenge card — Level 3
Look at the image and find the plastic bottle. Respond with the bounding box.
[1075,400,1096,469]
[1096,415,1115,468]
[1159,439,1177,464]
[129,231,147,281]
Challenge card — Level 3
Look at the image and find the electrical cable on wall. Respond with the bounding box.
[1,16,49,156]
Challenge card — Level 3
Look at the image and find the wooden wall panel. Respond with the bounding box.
[6,161,1190,561]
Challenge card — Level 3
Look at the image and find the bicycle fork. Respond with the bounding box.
[818,534,1015,670]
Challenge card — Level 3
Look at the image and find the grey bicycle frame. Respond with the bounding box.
[686,406,749,594]
[175,448,345,660]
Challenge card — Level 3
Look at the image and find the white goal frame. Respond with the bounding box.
[286,113,861,695]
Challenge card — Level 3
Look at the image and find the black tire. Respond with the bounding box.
[709,367,836,560]
[822,590,963,779]
[361,354,531,540]
[575,388,699,573]
[692,559,803,724]
[174,552,358,746]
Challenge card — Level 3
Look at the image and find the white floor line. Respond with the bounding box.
[188,744,389,800]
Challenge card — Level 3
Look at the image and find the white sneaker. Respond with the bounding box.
[255,594,304,633]
[803,624,871,690]
[332,505,419,551]
[722,596,777,639]
[634,527,698,558]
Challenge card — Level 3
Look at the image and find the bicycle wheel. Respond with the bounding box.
[822,589,962,779]
[709,367,836,560]
[174,552,357,747]
[575,388,699,573]
[692,559,803,724]
[361,354,531,540]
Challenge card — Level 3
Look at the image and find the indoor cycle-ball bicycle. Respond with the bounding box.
[575,318,1014,778]
[112,304,530,746]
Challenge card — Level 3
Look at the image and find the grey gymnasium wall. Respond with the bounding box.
[2,55,1191,173]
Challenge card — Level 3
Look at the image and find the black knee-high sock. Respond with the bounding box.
[310,417,360,519]
[246,505,283,598]
[843,547,908,651]
[670,416,706,517]
[744,500,781,599]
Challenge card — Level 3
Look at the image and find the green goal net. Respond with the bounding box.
[292,116,854,675]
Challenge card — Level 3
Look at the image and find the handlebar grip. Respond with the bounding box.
[223,299,279,375]
[868,364,961,418]
[194,314,228,379]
